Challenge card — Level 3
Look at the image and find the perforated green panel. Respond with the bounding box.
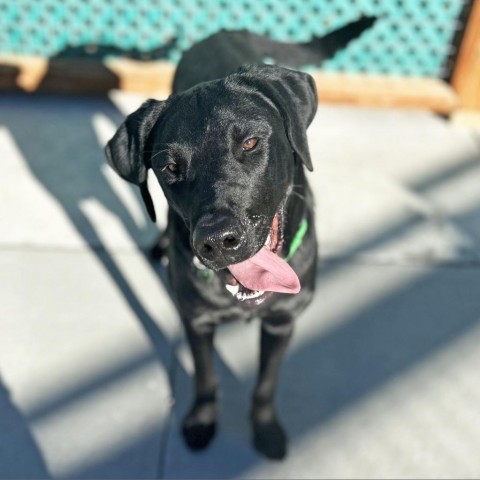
[0,0,471,78]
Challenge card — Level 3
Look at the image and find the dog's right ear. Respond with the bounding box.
[105,99,167,222]
[232,64,317,172]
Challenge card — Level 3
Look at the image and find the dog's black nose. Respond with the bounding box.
[193,215,244,265]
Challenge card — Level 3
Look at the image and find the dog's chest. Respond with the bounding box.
[191,304,255,329]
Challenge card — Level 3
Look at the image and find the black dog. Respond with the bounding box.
[106,18,374,459]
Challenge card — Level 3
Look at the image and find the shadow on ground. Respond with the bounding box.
[0,382,50,479]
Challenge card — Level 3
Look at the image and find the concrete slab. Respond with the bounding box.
[310,106,480,263]
[0,248,178,478]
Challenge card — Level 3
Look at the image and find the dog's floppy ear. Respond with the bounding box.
[105,99,166,222]
[234,64,317,171]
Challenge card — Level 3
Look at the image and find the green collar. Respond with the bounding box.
[283,218,309,262]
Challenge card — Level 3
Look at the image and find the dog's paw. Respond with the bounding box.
[182,421,217,450]
[252,418,288,460]
[181,402,217,451]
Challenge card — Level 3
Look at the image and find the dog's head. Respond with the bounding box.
[106,64,316,276]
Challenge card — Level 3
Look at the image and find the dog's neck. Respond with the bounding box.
[282,162,313,259]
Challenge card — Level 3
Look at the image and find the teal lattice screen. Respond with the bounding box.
[0,0,472,78]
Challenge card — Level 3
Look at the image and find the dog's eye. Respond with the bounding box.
[164,162,178,174]
[242,137,258,151]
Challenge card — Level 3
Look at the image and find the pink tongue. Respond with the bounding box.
[228,247,300,294]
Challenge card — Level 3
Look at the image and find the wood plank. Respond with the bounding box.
[312,72,458,114]
[451,0,480,109]
[0,55,48,91]
[0,54,458,113]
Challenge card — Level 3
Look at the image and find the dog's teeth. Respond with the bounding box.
[225,284,239,296]
[253,290,265,298]
[264,234,271,246]
[236,289,264,301]
[236,291,245,301]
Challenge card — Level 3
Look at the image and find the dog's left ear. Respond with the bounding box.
[234,64,317,171]
[105,99,167,222]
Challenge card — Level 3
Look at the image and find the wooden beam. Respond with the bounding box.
[451,0,480,110]
[311,72,458,114]
[0,54,175,94]
[0,55,48,92]
[0,54,458,113]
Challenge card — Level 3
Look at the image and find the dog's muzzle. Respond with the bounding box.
[192,214,246,269]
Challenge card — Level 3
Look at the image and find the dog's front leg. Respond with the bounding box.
[182,321,218,450]
[251,313,293,460]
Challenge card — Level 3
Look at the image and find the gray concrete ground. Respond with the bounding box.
[1,90,480,479]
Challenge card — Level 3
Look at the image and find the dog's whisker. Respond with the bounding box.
[148,148,170,159]
[290,190,307,202]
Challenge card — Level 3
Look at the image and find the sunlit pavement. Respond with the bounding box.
[1,91,480,479]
